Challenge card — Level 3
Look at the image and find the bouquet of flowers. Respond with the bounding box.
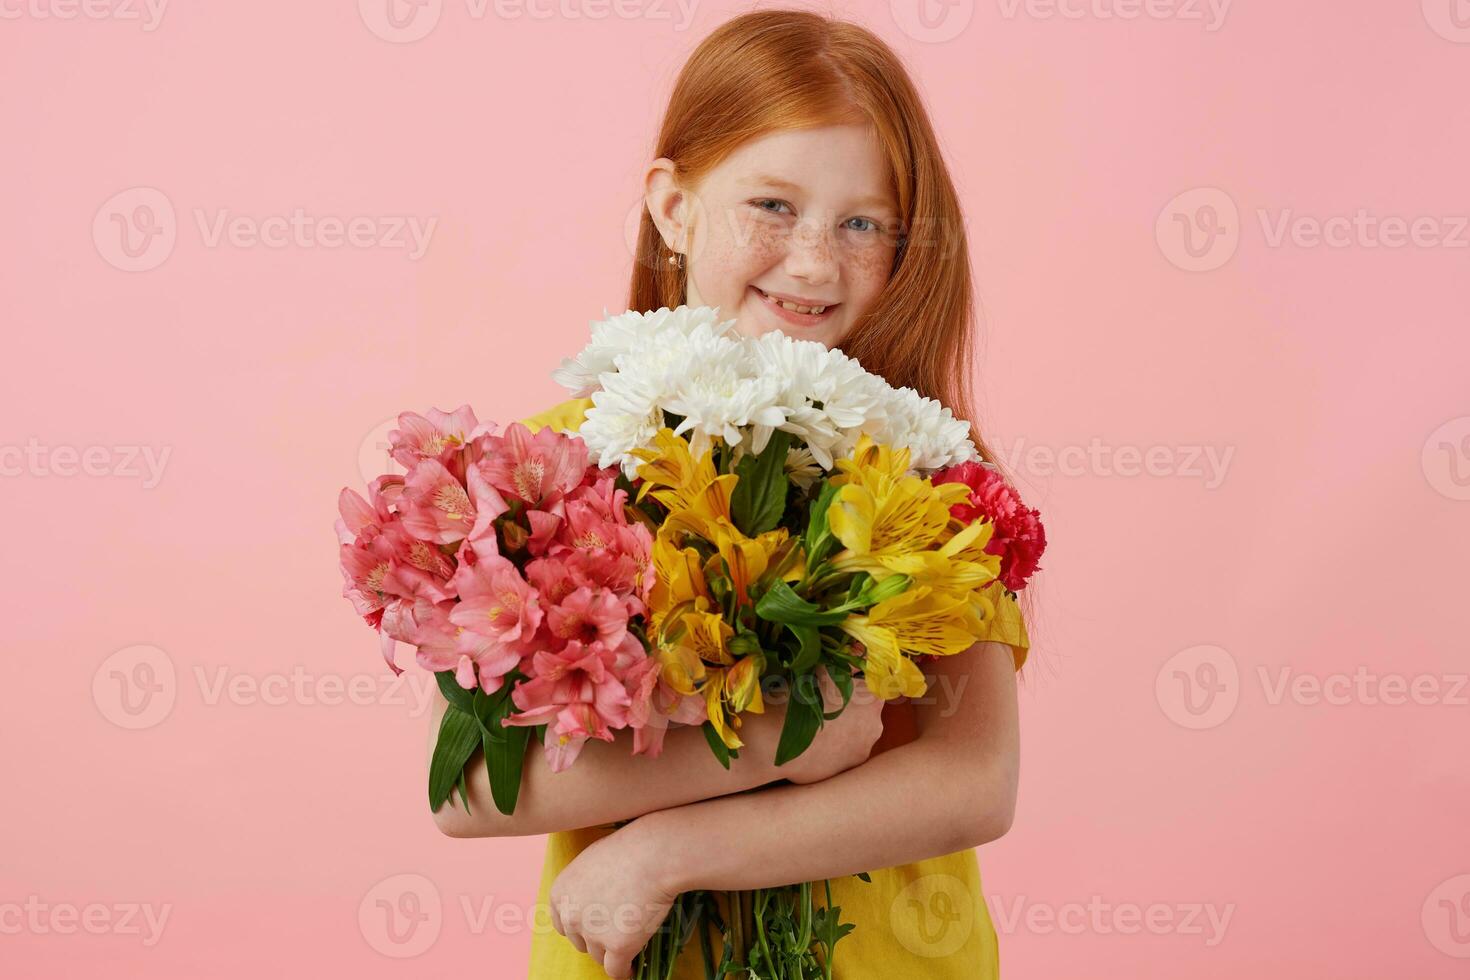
[336,305,1046,978]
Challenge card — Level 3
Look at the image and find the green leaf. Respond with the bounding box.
[822,663,854,720]
[730,429,793,536]
[787,623,822,673]
[755,580,848,627]
[484,725,529,816]
[455,767,472,815]
[702,721,732,769]
[429,705,482,812]
[802,480,842,564]
[435,670,476,713]
[773,688,822,768]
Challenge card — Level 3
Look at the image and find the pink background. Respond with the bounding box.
[3,1,1467,976]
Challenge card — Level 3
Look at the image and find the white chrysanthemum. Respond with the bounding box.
[662,330,786,459]
[555,305,981,476]
[782,445,824,491]
[552,306,739,396]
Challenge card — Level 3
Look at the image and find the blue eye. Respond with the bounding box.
[846,217,880,233]
[753,199,792,214]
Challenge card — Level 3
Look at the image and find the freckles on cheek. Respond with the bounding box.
[705,222,784,277]
[845,244,895,286]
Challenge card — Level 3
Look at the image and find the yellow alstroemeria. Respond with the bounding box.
[630,427,737,540]
[840,586,977,699]
[710,519,790,607]
[655,641,706,696]
[880,515,1002,598]
[826,462,970,581]
[678,609,735,667]
[649,536,714,640]
[829,432,910,493]
[703,653,766,749]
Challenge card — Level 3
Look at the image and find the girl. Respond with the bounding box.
[429,9,1035,978]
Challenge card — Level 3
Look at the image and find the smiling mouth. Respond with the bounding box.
[752,285,840,322]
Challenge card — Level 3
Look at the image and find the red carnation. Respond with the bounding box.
[931,461,1047,593]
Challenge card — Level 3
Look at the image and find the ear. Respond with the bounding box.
[644,157,691,253]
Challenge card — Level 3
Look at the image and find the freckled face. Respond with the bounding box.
[675,124,901,350]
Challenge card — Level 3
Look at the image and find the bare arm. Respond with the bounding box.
[623,641,1020,893]
[429,681,885,838]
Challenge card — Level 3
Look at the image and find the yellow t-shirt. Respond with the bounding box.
[517,397,1028,979]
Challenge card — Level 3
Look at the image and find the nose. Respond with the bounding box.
[783,214,839,286]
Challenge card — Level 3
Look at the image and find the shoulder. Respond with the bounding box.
[518,396,593,433]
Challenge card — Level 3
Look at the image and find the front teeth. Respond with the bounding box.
[760,289,826,315]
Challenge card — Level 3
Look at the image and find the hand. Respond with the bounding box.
[774,670,886,785]
[549,821,679,979]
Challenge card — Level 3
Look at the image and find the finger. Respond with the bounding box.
[549,899,565,937]
[584,940,606,965]
[604,947,636,979]
[565,929,587,954]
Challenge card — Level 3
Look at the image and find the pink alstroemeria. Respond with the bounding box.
[478,422,588,508]
[396,594,515,694]
[447,553,545,690]
[623,654,708,758]
[545,585,630,652]
[337,488,457,674]
[389,406,495,483]
[400,458,509,546]
[503,636,638,772]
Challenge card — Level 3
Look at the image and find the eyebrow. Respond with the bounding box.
[739,174,897,214]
